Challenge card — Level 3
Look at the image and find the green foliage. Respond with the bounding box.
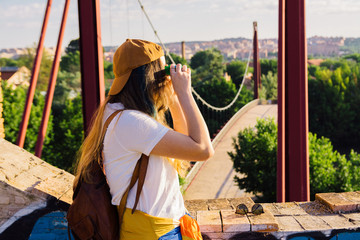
[344,54,360,63]
[60,51,80,73]
[2,81,53,153]
[259,72,277,100]
[0,58,17,67]
[308,57,360,154]
[16,46,53,91]
[65,38,80,54]
[260,59,277,75]
[42,94,83,172]
[228,118,277,202]
[226,60,247,88]
[228,118,360,202]
[165,53,187,65]
[190,48,225,83]
[104,60,115,80]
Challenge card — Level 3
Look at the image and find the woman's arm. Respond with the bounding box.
[151,64,214,161]
[168,95,188,135]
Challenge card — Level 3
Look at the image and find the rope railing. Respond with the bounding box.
[137,0,252,111]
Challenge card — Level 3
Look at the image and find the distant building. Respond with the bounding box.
[0,66,31,88]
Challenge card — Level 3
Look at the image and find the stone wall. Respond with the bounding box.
[0,77,4,139]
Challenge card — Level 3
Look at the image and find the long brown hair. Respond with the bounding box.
[74,58,176,186]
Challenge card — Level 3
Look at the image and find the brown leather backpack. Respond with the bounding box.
[67,110,149,240]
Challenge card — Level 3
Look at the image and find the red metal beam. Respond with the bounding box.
[77,0,105,135]
[35,0,70,158]
[17,0,52,148]
[277,0,310,202]
[277,0,286,203]
[253,22,260,99]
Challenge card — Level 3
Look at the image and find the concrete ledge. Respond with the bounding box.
[185,193,360,239]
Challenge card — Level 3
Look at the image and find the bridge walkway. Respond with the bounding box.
[183,104,277,200]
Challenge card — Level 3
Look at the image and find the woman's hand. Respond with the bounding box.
[170,64,191,96]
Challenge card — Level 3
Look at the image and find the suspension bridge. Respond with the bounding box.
[5,0,355,239]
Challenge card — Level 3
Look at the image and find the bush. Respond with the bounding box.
[228,118,360,202]
[259,71,277,101]
[308,58,360,154]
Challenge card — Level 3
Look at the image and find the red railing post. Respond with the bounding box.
[17,0,52,148]
[77,0,105,135]
[277,0,286,203]
[253,22,260,99]
[35,0,70,158]
[277,0,310,202]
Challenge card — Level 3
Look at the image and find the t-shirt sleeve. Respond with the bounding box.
[115,110,169,156]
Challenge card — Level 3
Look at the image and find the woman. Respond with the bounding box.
[74,39,214,239]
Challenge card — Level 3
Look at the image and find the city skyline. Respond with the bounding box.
[0,0,360,49]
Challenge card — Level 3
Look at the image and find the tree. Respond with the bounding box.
[42,94,83,172]
[226,60,247,88]
[228,118,360,202]
[65,38,80,54]
[260,59,277,75]
[0,58,17,67]
[60,51,80,73]
[16,46,53,91]
[165,53,187,66]
[104,60,114,80]
[259,71,277,100]
[190,48,225,83]
[2,81,53,153]
[308,58,360,154]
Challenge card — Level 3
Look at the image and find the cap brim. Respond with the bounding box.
[108,71,132,95]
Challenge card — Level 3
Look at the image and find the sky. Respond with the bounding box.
[0,0,360,49]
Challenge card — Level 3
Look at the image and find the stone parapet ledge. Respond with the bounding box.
[185,194,360,239]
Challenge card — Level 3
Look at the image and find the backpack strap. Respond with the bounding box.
[118,154,149,224]
[101,109,150,226]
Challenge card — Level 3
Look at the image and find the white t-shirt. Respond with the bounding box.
[103,102,186,221]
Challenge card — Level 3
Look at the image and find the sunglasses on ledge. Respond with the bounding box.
[235,203,264,215]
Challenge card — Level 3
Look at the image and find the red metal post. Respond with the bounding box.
[17,0,52,148]
[78,0,105,135]
[277,0,310,202]
[35,0,70,158]
[253,22,260,99]
[277,0,286,203]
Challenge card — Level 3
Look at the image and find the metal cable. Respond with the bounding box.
[137,0,252,111]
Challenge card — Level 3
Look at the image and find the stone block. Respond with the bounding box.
[197,210,222,233]
[261,203,281,216]
[341,192,360,204]
[207,198,232,210]
[293,215,331,231]
[221,209,250,232]
[14,196,27,205]
[298,201,333,215]
[185,199,208,211]
[273,202,308,216]
[228,197,254,210]
[0,196,10,204]
[318,214,356,229]
[188,211,197,220]
[316,192,357,212]
[248,208,279,232]
[341,212,360,227]
[276,216,303,232]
